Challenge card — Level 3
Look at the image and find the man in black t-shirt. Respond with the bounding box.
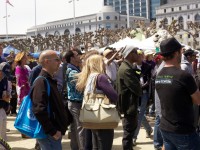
[155,38,200,150]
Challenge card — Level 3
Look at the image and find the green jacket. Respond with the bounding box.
[116,61,142,115]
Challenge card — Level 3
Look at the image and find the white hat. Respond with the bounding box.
[122,45,138,58]
[103,49,113,57]
[144,50,154,56]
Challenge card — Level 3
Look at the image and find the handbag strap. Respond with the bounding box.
[92,74,99,94]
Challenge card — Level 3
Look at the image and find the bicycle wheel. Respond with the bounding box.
[0,138,11,150]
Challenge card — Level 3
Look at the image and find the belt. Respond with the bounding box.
[68,100,82,103]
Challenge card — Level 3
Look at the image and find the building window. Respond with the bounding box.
[164,18,168,26]
[171,8,174,12]
[178,16,184,28]
[196,4,198,8]
[187,5,190,9]
[164,9,166,13]
[54,31,60,36]
[115,24,118,28]
[45,32,49,37]
[106,16,110,20]
[172,17,174,20]
[89,25,91,30]
[115,16,118,20]
[195,14,200,23]
[106,23,111,29]
[188,15,190,19]
[99,24,101,28]
[64,29,70,35]
[89,20,91,23]
[179,7,181,11]
[99,17,102,20]
[75,28,81,33]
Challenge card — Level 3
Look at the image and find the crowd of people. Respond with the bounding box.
[0,36,200,150]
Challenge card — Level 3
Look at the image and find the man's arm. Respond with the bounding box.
[106,47,125,65]
[191,90,200,105]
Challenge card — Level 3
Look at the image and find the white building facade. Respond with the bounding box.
[27,6,149,37]
[156,0,200,49]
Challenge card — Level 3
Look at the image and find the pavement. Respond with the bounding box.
[6,116,155,150]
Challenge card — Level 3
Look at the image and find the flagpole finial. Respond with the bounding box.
[6,0,14,7]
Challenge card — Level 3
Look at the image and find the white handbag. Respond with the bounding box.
[79,75,120,129]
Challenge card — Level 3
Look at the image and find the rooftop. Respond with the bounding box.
[159,0,200,8]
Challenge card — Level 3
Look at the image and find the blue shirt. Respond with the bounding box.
[66,64,83,101]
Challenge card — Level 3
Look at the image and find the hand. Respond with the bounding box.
[52,131,62,140]
[2,94,10,102]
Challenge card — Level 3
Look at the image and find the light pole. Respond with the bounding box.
[69,0,78,35]
[126,0,130,28]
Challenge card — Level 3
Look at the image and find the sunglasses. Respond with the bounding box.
[46,58,61,62]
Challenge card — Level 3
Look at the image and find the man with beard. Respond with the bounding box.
[155,38,200,150]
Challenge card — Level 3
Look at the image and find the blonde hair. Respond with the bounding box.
[14,51,26,66]
[76,54,105,92]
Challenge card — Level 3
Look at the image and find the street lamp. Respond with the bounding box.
[69,0,79,35]
[126,0,130,28]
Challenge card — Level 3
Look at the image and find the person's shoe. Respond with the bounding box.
[146,128,153,138]
[68,131,71,139]
[21,134,30,138]
[132,139,137,146]
[10,113,17,117]
[35,142,41,150]
[6,129,10,132]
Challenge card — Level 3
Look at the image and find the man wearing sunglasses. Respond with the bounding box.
[31,50,69,150]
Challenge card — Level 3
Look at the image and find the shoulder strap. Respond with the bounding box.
[31,76,50,96]
[92,74,99,93]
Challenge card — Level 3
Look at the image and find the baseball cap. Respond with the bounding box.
[160,38,183,56]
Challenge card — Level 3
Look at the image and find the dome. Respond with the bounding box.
[99,6,115,13]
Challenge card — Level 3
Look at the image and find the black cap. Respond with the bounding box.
[183,49,198,57]
[160,38,183,56]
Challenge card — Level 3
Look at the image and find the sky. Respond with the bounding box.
[0,0,103,34]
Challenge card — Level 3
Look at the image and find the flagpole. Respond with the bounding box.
[6,2,8,40]
[35,0,37,36]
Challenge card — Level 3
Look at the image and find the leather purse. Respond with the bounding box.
[79,75,120,129]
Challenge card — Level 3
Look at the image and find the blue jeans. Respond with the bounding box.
[133,93,152,139]
[37,135,62,150]
[161,130,200,150]
[153,116,163,149]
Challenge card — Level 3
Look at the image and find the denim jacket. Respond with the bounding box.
[66,63,83,102]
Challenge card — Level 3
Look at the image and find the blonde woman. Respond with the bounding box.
[76,54,117,150]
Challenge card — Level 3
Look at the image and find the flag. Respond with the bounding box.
[6,0,14,7]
